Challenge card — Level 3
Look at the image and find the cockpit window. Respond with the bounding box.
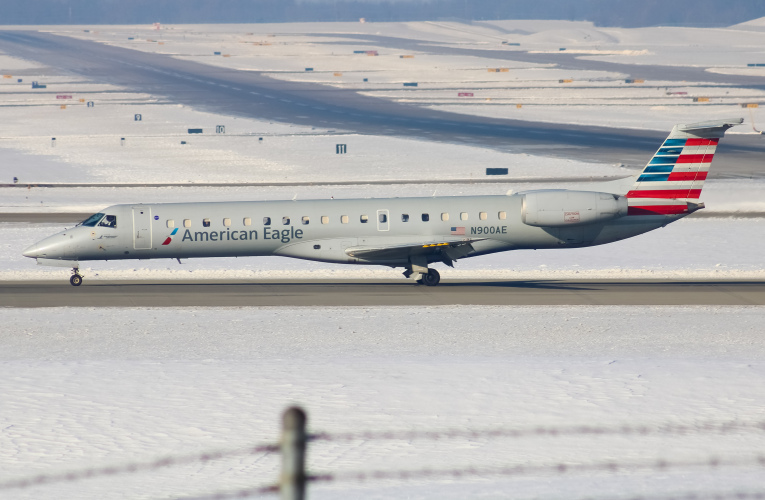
[78,212,105,227]
[98,215,117,228]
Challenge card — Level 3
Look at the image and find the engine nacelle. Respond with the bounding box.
[521,190,628,227]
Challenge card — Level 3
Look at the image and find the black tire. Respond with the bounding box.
[422,269,440,287]
[70,274,82,286]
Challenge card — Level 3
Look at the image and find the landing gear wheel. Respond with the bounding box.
[421,269,441,287]
[70,274,82,287]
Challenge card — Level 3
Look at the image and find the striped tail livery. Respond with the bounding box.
[626,118,743,216]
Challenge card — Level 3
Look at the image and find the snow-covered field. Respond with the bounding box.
[40,19,765,131]
[0,49,630,185]
[2,306,765,499]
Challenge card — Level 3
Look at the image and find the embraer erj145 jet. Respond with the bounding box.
[24,118,742,286]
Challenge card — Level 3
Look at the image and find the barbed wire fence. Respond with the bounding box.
[1,407,764,499]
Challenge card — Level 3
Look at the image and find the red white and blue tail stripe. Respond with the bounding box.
[627,118,742,216]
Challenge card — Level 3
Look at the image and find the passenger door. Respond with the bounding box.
[132,206,152,249]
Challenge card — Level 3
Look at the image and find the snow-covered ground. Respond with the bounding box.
[40,19,765,131]
[0,47,629,185]
[2,306,765,499]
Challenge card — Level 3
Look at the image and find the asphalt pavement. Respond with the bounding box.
[2,280,764,307]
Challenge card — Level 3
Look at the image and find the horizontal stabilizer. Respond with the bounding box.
[679,118,743,133]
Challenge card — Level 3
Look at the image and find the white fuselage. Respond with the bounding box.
[23,194,675,269]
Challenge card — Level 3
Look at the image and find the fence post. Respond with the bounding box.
[280,406,307,500]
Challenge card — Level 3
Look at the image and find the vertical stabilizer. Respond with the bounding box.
[626,118,742,215]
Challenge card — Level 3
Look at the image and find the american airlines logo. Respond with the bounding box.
[161,228,179,245]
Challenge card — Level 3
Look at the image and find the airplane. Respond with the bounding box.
[23,118,742,287]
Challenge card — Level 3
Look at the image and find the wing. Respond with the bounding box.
[345,237,482,266]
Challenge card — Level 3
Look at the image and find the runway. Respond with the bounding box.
[2,280,764,307]
[0,30,764,176]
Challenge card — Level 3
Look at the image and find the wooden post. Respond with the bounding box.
[280,406,307,500]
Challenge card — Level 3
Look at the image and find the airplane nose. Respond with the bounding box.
[22,233,75,259]
[22,241,43,258]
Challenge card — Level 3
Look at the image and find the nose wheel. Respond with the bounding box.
[70,269,83,286]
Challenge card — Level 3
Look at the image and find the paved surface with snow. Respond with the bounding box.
[2,306,765,499]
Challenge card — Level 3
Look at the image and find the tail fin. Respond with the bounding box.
[626,118,742,215]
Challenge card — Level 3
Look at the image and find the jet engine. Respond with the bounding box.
[521,190,628,227]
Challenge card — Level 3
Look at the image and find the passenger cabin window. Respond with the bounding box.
[441,213,449,221]
[479,212,488,220]
[223,218,231,227]
[263,217,271,226]
[183,219,191,228]
[422,213,430,222]
[360,215,369,223]
[98,215,117,228]
[243,217,252,226]
[498,211,507,220]
[402,214,409,222]
[302,216,310,225]
[166,219,174,228]
[282,217,290,225]
[379,213,387,223]
[202,218,211,227]
[460,212,468,221]
[321,216,329,224]
[341,215,349,224]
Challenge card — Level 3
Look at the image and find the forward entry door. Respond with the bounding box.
[132,206,152,249]
[377,209,390,231]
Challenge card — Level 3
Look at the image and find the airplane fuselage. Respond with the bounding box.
[25,194,673,269]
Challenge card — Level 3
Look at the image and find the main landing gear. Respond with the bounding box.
[403,267,441,286]
[403,257,442,286]
[70,268,83,287]
[419,269,441,286]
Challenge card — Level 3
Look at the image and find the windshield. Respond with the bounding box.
[77,212,105,227]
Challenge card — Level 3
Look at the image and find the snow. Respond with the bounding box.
[2,306,765,499]
[42,21,765,133]
[427,103,763,133]
[0,61,625,184]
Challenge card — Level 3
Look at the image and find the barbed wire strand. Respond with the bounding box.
[180,485,765,500]
[309,420,765,444]
[175,484,278,500]
[0,443,278,491]
[576,491,765,500]
[308,455,765,485]
[4,420,765,492]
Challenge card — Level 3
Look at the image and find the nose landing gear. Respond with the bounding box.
[70,268,83,286]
